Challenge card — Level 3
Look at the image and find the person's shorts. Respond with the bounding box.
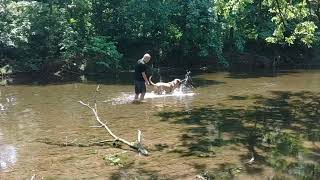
[134,80,146,94]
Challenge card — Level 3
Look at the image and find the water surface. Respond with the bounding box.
[0,69,319,179]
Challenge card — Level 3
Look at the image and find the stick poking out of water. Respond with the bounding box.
[78,86,149,156]
[30,174,36,180]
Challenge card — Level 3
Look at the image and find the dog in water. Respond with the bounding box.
[149,76,182,94]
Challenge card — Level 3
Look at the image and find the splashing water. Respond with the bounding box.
[104,87,195,105]
[104,71,195,105]
[104,93,135,105]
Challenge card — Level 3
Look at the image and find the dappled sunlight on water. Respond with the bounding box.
[0,144,17,171]
[0,130,17,171]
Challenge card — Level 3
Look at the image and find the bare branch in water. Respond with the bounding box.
[78,86,149,155]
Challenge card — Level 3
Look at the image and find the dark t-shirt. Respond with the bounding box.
[134,59,147,81]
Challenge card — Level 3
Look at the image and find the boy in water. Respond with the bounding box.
[133,53,151,102]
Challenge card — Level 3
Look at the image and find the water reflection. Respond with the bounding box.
[0,77,13,86]
[0,88,17,113]
[0,130,17,171]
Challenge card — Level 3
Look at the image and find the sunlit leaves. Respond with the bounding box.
[263,0,318,46]
[0,1,38,46]
[168,25,183,41]
[215,0,319,47]
[294,21,318,46]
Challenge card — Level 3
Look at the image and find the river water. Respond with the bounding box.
[0,69,319,179]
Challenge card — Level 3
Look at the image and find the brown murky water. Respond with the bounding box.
[0,69,319,179]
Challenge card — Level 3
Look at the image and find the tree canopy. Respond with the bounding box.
[0,0,319,74]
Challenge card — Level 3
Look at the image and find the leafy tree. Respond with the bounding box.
[83,36,122,73]
[0,0,319,74]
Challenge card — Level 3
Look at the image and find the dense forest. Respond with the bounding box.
[0,0,319,75]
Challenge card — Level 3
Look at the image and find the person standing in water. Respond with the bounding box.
[133,53,151,102]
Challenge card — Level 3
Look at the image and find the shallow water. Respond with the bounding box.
[0,69,319,179]
[104,90,196,105]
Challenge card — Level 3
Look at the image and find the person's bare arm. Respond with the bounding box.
[142,72,149,85]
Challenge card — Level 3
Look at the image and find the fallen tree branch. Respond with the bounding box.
[78,101,133,146]
[78,87,149,155]
[30,174,36,180]
[96,139,115,144]
[90,125,103,128]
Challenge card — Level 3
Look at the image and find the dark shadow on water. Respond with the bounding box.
[153,143,170,152]
[191,78,225,88]
[156,91,320,179]
[3,66,319,86]
[5,69,226,88]
[192,162,266,179]
[109,163,179,180]
[5,72,135,86]
[229,95,250,100]
[227,69,300,79]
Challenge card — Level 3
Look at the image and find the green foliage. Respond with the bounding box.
[0,0,319,74]
[104,153,133,167]
[83,36,122,73]
[104,154,122,166]
[294,21,318,46]
[185,0,224,58]
[263,0,318,46]
[0,1,37,47]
